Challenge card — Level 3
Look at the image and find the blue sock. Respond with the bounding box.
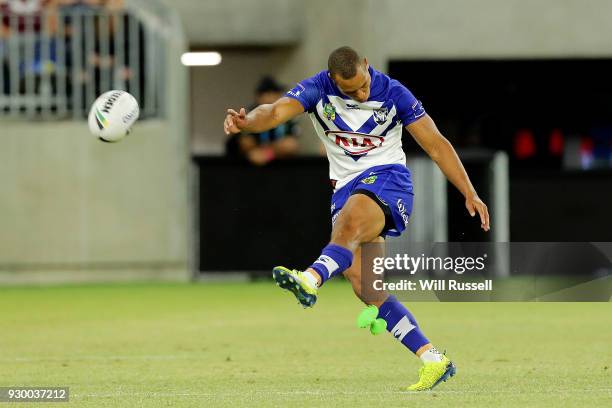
[377,295,430,354]
[309,244,353,285]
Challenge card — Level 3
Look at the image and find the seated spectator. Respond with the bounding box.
[56,0,138,112]
[226,76,300,166]
[0,0,57,96]
[1,0,51,35]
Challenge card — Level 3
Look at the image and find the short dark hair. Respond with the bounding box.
[255,76,284,95]
[328,46,363,80]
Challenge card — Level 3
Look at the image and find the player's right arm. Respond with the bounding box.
[223,97,304,135]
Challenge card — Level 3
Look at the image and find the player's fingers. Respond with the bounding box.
[466,201,476,217]
[477,204,487,228]
[227,108,240,117]
[228,115,242,133]
[239,107,246,117]
[228,117,239,134]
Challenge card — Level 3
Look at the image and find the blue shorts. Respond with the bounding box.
[331,164,414,238]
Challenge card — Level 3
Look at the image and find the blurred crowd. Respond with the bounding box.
[1,0,127,51]
[226,76,300,165]
[0,1,124,37]
[0,0,145,114]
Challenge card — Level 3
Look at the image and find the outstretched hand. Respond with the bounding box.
[224,108,247,135]
[465,195,490,231]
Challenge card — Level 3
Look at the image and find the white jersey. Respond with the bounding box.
[287,67,426,189]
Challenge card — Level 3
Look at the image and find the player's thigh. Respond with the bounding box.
[331,193,386,247]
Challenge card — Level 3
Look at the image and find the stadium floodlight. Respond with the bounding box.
[181,52,222,66]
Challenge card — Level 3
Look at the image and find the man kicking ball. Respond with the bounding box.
[223,46,490,391]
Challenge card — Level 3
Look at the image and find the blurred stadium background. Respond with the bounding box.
[0,1,610,406]
[2,0,611,283]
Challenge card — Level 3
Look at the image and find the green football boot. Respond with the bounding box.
[272,266,318,308]
[404,354,456,391]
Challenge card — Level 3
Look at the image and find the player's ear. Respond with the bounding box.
[363,57,369,70]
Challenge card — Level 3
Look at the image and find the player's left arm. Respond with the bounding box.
[406,115,490,231]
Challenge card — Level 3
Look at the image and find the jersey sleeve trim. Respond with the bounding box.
[390,81,427,126]
[286,75,321,113]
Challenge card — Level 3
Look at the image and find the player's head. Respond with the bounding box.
[255,76,285,105]
[328,46,371,103]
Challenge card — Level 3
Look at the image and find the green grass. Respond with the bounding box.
[0,281,610,407]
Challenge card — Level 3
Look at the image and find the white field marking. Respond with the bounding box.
[0,354,204,362]
[72,388,612,398]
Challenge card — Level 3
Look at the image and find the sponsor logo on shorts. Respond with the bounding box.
[361,175,378,185]
[397,199,410,227]
[331,212,340,225]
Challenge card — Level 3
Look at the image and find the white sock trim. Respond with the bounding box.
[419,347,443,363]
[302,271,319,289]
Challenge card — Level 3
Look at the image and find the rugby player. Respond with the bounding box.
[223,46,490,391]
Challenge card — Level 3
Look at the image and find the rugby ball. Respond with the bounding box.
[88,90,140,143]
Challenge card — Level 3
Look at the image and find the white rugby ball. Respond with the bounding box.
[88,90,140,142]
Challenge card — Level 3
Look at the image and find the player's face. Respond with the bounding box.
[333,62,371,103]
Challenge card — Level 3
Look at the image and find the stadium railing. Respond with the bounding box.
[0,0,189,285]
[0,0,175,119]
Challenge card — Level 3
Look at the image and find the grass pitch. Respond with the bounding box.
[0,281,610,407]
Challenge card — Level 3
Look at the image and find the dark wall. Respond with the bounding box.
[446,151,493,242]
[389,59,612,168]
[195,157,332,272]
[510,169,612,241]
[194,157,612,272]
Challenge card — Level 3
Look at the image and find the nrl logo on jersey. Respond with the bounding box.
[373,107,389,125]
[323,103,336,120]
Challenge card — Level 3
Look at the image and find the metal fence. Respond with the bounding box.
[0,4,167,119]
